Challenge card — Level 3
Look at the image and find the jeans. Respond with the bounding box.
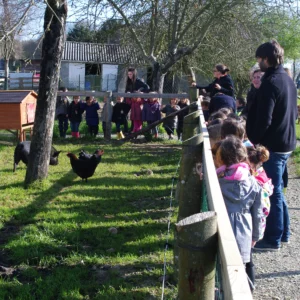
[115,121,128,133]
[147,121,158,135]
[88,125,99,136]
[263,152,291,247]
[70,122,80,133]
[57,114,68,137]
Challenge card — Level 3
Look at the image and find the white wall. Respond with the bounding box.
[102,64,118,91]
[68,63,85,90]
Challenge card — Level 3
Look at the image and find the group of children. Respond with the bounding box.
[56,90,190,140]
[205,107,273,292]
[56,93,101,138]
[110,93,190,140]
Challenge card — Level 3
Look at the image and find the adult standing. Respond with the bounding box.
[192,64,235,97]
[125,67,150,132]
[55,87,70,138]
[125,67,150,93]
[246,40,298,251]
[241,69,263,118]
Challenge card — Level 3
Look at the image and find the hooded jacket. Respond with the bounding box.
[246,65,297,152]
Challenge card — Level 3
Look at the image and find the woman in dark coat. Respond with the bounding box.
[125,67,150,132]
[241,69,263,119]
[193,64,235,97]
[177,98,190,140]
[125,67,150,93]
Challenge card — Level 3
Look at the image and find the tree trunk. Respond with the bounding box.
[176,212,218,300]
[4,58,9,90]
[152,62,166,93]
[24,1,67,187]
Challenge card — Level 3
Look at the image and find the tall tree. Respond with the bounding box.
[25,0,67,187]
[101,0,250,92]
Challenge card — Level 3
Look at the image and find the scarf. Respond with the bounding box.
[216,162,250,181]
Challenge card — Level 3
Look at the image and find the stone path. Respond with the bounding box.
[253,148,300,300]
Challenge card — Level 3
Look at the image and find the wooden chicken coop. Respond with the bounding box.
[0,90,37,141]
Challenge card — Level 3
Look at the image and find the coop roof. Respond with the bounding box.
[0,91,36,103]
[62,41,148,65]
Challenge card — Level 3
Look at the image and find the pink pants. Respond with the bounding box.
[133,120,142,132]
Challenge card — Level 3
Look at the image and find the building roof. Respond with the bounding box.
[0,91,36,103]
[62,41,148,65]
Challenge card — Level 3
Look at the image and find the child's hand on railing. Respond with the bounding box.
[196,163,203,180]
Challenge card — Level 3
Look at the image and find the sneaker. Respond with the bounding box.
[253,240,280,252]
[281,239,290,244]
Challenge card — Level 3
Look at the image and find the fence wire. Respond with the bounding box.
[161,157,181,300]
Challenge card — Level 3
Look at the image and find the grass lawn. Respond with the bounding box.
[0,135,181,299]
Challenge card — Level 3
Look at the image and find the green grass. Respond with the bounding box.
[0,135,180,299]
[292,146,300,176]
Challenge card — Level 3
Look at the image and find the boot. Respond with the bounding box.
[71,132,75,137]
[117,132,121,140]
[120,131,125,139]
[75,132,80,138]
[154,133,158,139]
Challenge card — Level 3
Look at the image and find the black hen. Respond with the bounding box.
[67,149,104,182]
[78,149,99,161]
[14,141,61,172]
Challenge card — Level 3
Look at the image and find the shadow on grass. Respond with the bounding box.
[0,263,176,299]
[0,170,77,265]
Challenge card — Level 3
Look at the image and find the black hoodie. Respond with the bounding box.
[246,65,297,152]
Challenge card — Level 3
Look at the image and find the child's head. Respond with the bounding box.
[148,91,159,103]
[117,96,123,103]
[133,91,142,102]
[216,135,247,167]
[86,96,93,106]
[218,107,232,116]
[221,119,245,140]
[247,145,269,169]
[73,96,80,103]
[208,124,222,148]
[227,113,242,121]
[208,111,227,123]
[201,100,210,110]
[170,98,178,105]
[180,98,190,105]
[236,97,246,108]
[207,118,224,127]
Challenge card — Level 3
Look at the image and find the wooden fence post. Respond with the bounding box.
[105,91,112,140]
[173,133,203,282]
[182,110,201,141]
[189,87,199,103]
[177,134,203,221]
[176,212,218,300]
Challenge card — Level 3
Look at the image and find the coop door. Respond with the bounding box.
[26,103,36,123]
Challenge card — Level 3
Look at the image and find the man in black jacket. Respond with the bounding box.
[246,40,297,251]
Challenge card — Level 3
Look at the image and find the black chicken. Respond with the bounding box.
[78,149,98,161]
[67,149,104,182]
[14,141,61,172]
